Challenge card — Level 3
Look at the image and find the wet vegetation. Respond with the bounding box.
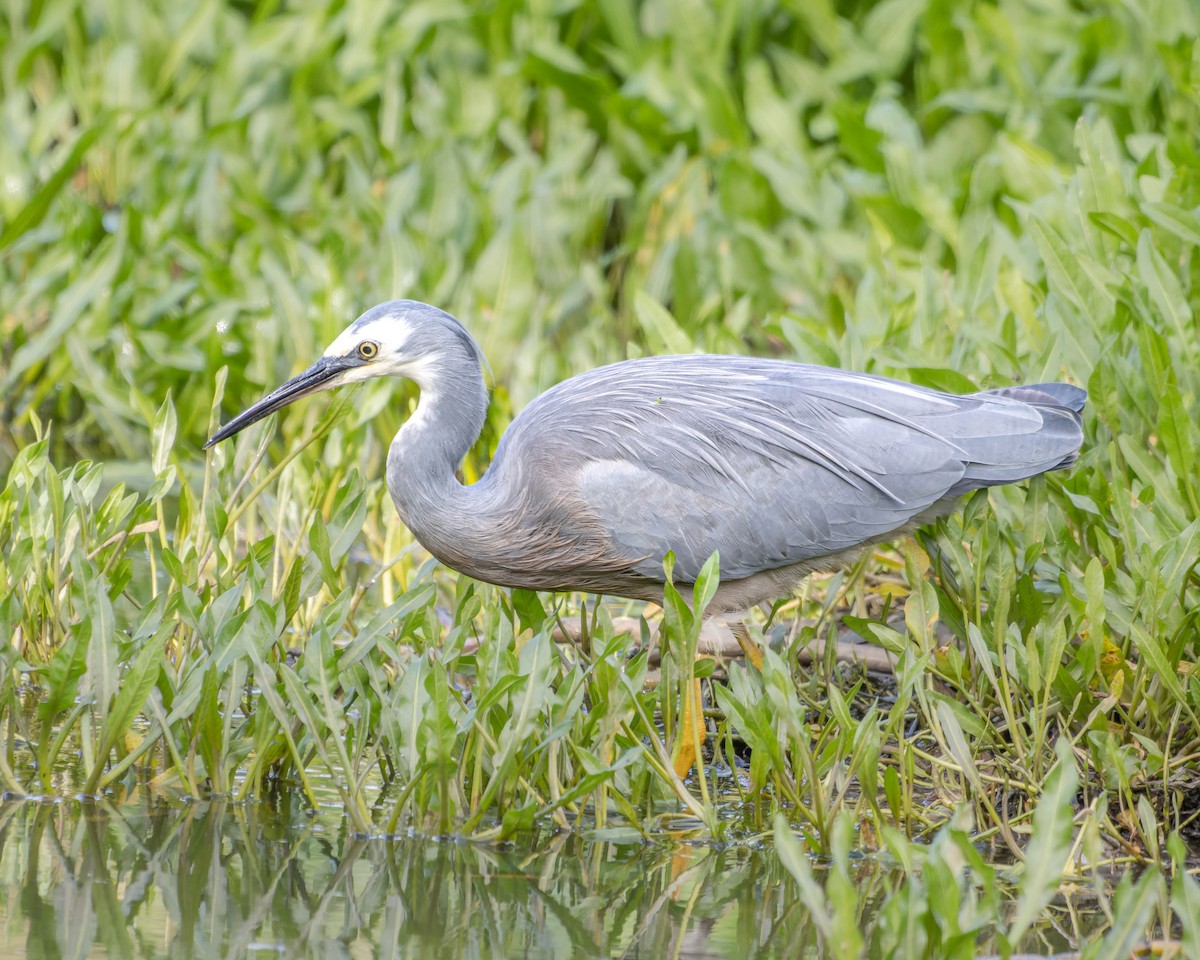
[2,0,1200,955]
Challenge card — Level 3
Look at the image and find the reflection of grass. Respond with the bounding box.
[2,0,1200,950]
[0,799,1137,957]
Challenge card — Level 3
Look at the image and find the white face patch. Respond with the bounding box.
[317,309,443,389]
[323,311,413,360]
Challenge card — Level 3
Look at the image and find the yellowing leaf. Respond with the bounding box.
[1098,637,1134,703]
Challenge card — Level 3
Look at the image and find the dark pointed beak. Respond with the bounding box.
[205,354,363,449]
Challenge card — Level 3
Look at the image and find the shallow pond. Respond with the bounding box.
[0,794,1110,959]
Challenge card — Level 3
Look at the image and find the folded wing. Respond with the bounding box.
[498,356,1084,583]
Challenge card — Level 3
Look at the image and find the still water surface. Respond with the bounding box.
[0,794,1095,959]
[0,795,832,959]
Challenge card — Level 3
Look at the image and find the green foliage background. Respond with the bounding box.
[2,0,1200,951]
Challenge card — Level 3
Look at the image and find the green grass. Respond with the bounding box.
[2,0,1200,952]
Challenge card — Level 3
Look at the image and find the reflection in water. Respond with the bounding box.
[0,797,842,959]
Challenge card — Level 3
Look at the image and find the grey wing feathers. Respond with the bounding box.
[982,382,1087,413]
[499,356,1085,583]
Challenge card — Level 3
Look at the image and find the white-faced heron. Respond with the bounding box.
[205,300,1086,617]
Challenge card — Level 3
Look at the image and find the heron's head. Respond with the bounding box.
[204,300,484,448]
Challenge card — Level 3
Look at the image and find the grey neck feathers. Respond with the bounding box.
[385,348,490,547]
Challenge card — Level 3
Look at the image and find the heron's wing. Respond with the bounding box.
[501,356,1083,583]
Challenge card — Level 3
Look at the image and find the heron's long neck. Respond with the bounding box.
[385,357,490,551]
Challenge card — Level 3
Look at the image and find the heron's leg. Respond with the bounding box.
[731,621,764,670]
[671,678,704,778]
[670,619,728,777]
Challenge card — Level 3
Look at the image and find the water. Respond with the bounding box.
[0,796,821,959]
[0,792,1121,959]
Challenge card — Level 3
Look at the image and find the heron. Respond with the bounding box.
[207,297,1084,606]
[206,300,1085,770]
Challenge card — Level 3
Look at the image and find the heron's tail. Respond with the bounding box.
[943,382,1087,497]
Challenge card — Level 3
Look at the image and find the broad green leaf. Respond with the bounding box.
[691,551,720,618]
[634,291,692,356]
[151,393,178,475]
[102,634,163,755]
[935,699,984,796]
[83,576,118,715]
[1137,229,1193,348]
[511,588,548,635]
[1130,623,1198,728]
[1087,211,1139,248]
[1087,871,1164,960]
[1030,216,1114,321]
[1009,739,1078,943]
[1143,200,1200,247]
[773,814,833,942]
[0,119,109,247]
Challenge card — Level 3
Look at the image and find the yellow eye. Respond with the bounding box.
[358,341,379,360]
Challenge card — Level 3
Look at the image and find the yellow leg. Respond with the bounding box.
[733,621,764,670]
[672,678,704,777]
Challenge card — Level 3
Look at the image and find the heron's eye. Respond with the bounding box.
[357,341,379,360]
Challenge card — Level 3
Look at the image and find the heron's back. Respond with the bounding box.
[480,355,1085,592]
